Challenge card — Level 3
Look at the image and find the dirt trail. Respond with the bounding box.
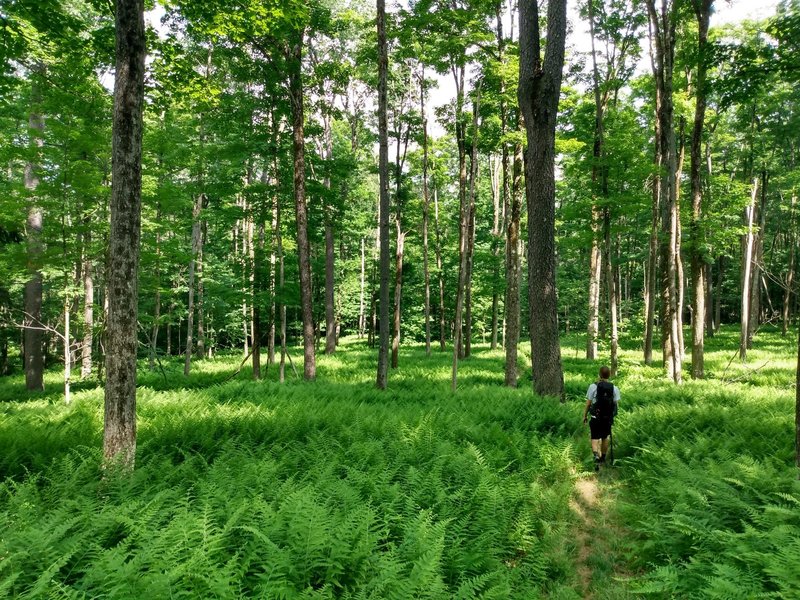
[570,476,600,599]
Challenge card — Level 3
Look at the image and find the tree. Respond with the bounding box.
[689,0,713,379]
[103,0,146,468]
[376,0,390,390]
[646,0,682,383]
[518,0,567,398]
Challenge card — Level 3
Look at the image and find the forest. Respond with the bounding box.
[1,0,799,597]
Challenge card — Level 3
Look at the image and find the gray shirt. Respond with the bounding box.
[586,382,620,417]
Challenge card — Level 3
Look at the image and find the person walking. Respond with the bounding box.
[583,365,620,471]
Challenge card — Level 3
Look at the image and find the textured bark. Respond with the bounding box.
[252,222,264,380]
[391,225,405,369]
[376,0,390,389]
[82,226,94,378]
[24,82,44,392]
[504,138,523,387]
[288,40,316,380]
[748,169,768,348]
[421,67,432,356]
[323,115,337,355]
[434,185,446,351]
[197,219,205,359]
[183,194,202,376]
[604,209,619,375]
[740,177,759,362]
[689,0,711,379]
[518,0,566,398]
[784,195,797,336]
[464,94,480,359]
[103,0,145,469]
[647,0,681,383]
[359,237,366,337]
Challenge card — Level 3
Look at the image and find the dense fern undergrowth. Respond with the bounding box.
[0,327,798,599]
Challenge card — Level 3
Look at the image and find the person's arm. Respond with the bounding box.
[583,384,596,423]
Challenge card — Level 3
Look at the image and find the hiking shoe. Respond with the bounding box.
[594,457,600,472]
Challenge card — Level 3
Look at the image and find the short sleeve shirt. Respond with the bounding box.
[586,382,620,416]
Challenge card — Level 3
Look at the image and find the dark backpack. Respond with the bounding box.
[592,381,615,421]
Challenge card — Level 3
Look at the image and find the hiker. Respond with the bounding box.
[583,365,620,470]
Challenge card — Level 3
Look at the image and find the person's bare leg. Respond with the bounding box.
[601,438,609,456]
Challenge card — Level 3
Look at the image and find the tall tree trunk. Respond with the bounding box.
[196,220,205,358]
[104,0,145,468]
[518,0,567,398]
[586,0,605,362]
[715,255,723,332]
[391,224,405,368]
[604,209,619,375]
[24,81,44,392]
[784,194,797,336]
[690,0,712,379]
[184,194,202,376]
[464,93,481,359]
[323,115,337,355]
[740,176,759,362]
[748,169,768,348]
[434,184,446,351]
[421,66,432,356]
[376,0,390,389]
[253,222,264,380]
[504,136,523,387]
[82,226,94,378]
[359,237,366,337]
[647,0,681,383]
[288,39,316,380]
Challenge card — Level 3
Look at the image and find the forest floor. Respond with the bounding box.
[0,326,798,598]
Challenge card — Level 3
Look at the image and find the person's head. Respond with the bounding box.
[599,365,611,380]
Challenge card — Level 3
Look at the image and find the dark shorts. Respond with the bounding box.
[589,417,612,440]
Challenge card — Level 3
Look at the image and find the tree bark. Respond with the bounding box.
[24,81,44,392]
[783,195,797,336]
[376,0,390,389]
[288,39,316,380]
[690,0,712,379]
[434,184,446,351]
[104,0,145,469]
[421,66,432,356]
[359,236,366,337]
[464,92,481,359]
[504,136,523,387]
[604,208,619,375]
[323,114,337,354]
[183,194,202,376]
[518,0,567,398]
[748,169,768,348]
[740,176,759,362]
[82,225,94,378]
[647,0,681,383]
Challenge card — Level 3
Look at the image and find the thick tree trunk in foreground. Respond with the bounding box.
[103,0,145,469]
[376,0,390,389]
[690,0,712,379]
[518,0,566,398]
[24,83,44,392]
[289,40,315,381]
